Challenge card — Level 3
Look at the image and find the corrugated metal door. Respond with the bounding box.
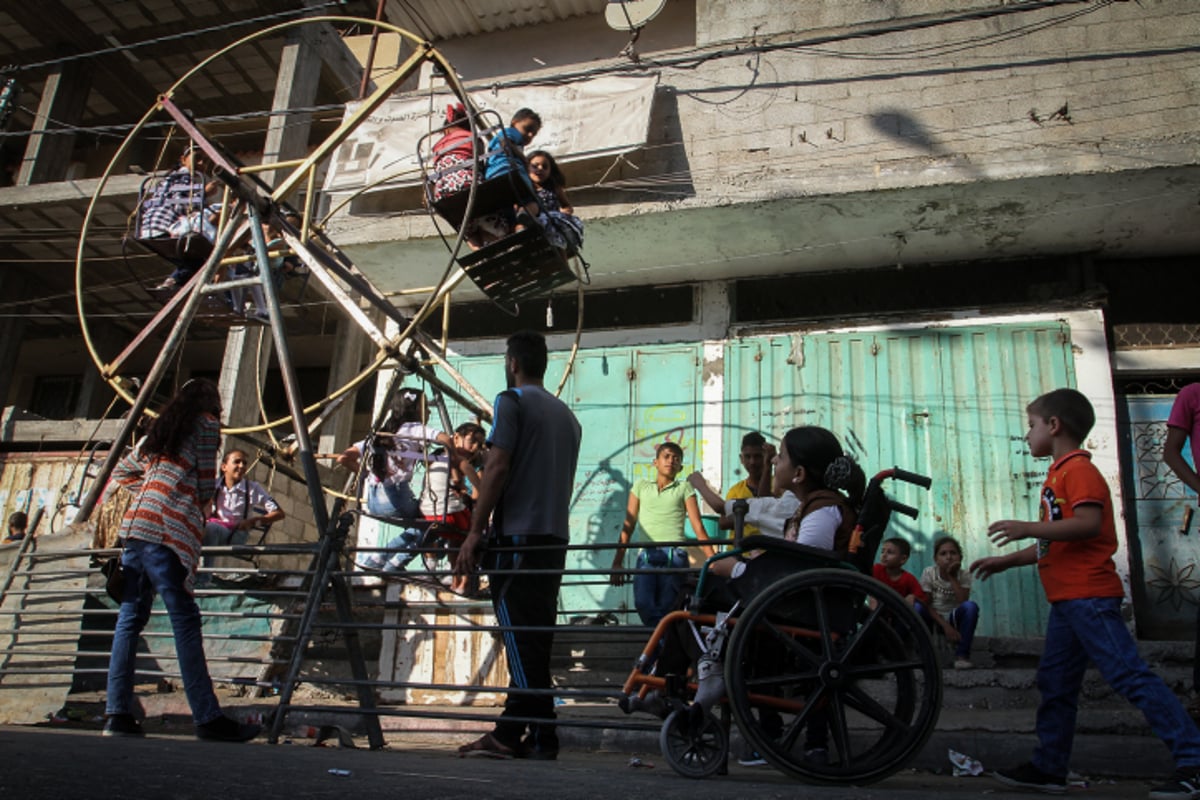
[436,343,704,621]
[724,322,1075,637]
[1120,394,1199,639]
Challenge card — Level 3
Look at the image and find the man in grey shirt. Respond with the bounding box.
[455,331,581,761]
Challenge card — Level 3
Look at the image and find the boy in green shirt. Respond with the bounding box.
[610,442,714,627]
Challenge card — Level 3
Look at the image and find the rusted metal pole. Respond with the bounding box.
[358,0,387,101]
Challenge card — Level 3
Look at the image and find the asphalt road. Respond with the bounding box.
[0,724,1163,800]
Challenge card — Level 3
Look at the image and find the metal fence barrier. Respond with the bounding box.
[0,527,725,749]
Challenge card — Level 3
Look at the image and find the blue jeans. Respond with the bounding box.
[366,480,419,519]
[947,601,980,658]
[1032,596,1200,777]
[917,600,980,659]
[106,539,222,725]
[633,546,689,628]
[201,521,248,571]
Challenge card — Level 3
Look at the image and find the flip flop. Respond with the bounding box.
[456,733,517,759]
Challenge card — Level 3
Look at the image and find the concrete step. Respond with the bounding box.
[939,664,1194,710]
[551,634,1197,709]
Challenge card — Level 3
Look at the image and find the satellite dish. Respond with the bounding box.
[605,0,667,32]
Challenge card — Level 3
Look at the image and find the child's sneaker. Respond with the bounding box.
[357,552,387,571]
[991,762,1067,795]
[102,713,144,737]
[737,750,767,767]
[1148,769,1200,799]
[383,550,412,572]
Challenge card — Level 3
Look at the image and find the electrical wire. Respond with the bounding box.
[0,0,1115,141]
[0,102,347,140]
[7,1,352,74]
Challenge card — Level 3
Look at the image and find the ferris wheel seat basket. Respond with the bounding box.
[135,232,215,271]
[457,226,577,304]
[431,173,531,231]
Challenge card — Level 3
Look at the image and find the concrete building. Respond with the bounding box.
[0,0,1198,638]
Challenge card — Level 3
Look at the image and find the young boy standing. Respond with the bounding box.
[972,388,1200,798]
[610,442,715,628]
[721,431,771,537]
[687,431,797,541]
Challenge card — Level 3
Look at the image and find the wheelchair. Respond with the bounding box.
[617,467,938,785]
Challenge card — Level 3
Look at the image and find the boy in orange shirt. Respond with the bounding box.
[971,388,1200,799]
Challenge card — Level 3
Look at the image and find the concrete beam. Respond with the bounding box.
[7,2,161,121]
[0,416,125,444]
[311,20,374,97]
[0,173,143,209]
[318,313,375,457]
[218,327,274,437]
[0,273,29,409]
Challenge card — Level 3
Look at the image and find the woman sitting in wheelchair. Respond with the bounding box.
[628,426,866,728]
[709,426,865,594]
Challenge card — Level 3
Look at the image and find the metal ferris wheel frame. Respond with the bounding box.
[67,16,558,749]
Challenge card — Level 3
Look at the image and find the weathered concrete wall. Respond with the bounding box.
[0,441,328,574]
[675,0,1200,200]
[329,0,1200,290]
[0,453,89,536]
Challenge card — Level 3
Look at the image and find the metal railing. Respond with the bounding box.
[0,527,721,748]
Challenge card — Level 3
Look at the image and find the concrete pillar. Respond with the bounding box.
[0,271,28,407]
[16,59,91,186]
[260,27,322,194]
[318,314,374,456]
[217,27,322,435]
[218,326,274,432]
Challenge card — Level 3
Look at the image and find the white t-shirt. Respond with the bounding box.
[920,564,973,616]
[787,505,843,550]
[355,422,444,486]
[210,478,279,527]
[722,491,800,538]
[419,451,467,517]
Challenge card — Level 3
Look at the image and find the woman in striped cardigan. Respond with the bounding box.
[103,378,260,743]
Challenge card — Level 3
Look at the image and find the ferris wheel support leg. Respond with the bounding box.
[247,206,385,749]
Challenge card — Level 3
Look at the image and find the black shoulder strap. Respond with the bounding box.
[788,489,858,554]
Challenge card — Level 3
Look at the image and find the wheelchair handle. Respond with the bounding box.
[888,499,920,519]
[731,499,749,548]
[890,467,932,490]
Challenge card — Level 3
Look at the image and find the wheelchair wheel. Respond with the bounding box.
[724,568,941,785]
[659,707,728,779]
